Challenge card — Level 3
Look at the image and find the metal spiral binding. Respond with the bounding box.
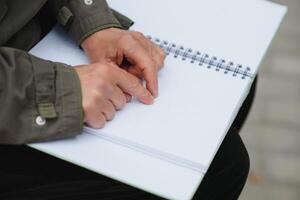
[147,36,254,80]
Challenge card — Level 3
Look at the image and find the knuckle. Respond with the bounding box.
[159,59,165,68]
[158,55,165,63]
[129,79,141,90]
[114,102,122,110]
[132,31,144,38]
[157,51,166,68]
[110,110,116,120]
[94,119,106,129]
[90,113,106,128]
[160,49,166,59]
[107,102,116,112]
[120,34,134,44]
[106,108,116,121]
[120,38,140,54]
[116,97,126,110]
[121,95,127,106]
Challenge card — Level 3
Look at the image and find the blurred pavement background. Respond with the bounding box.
[240,0,300,199]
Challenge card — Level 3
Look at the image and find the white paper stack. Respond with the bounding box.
[29,0,287,199]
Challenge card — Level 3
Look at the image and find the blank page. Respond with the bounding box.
[29,0,287,199]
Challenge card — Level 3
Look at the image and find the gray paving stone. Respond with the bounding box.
[265,155,300,184]
[258,125,300,154]
[267,184,300,200]
[240,182,269,200]
[242,124,300,156]
[269,55,300,78]
[240,182,300,200]
[265,99,300,128]
[240,0,300,199]
[256,74,300,101]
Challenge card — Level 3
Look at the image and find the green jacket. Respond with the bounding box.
[0,0,133,144]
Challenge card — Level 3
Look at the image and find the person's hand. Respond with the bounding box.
[74,62,154,128]
[81,28,166,98]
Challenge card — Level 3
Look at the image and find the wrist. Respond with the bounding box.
[81,27,122,50]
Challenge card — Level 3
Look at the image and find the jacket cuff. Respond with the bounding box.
[112,9,134,30]
[73,12,122,45]
[56,0,134,45]
[56,0,120,45]
[54,63,84,138]
[30,56,83,143]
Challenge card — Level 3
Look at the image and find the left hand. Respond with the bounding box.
[81,28,166,98]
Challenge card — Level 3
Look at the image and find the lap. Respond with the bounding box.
[0,4,254,198]
[0,79,253,200]
[194,127,249,199]
[0,127,249,200]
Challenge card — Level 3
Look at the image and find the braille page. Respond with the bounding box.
[29,0,287,199]
[108,0,286,75]
[30,25,247,173]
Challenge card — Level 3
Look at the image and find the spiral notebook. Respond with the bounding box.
[29,0,287,199]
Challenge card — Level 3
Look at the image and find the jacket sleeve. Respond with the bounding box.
[0,47,83,144]
[48,0,134,45]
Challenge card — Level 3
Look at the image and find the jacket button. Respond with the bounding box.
[36,116,46,126]
[84,0,93,5]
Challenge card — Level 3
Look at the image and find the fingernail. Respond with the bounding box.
[142,95,154,105]
[155,82,159,98]
[151,88,158,98]
[126,95,132,102]
[154,90,158,98]
[149,95,155,104]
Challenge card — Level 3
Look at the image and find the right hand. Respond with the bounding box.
[74,62,154,129]
[81,28,166,98]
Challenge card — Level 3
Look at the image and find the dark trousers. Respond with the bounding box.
[0,80,256,200]
[0,4,257,200]
[0,126,249,200]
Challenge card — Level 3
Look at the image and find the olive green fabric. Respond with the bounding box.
[0,1,7,22]
[0,0,133,144]
[0,48,82,144]
[51,0,134,44]
[0,0,47,45]
[112,9,134,30]
[57,6,74,27]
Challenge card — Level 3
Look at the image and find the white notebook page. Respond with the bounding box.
[29,26,246,198]
[30,26,248,171]
[108,0,286,74]
[29,0,287,199]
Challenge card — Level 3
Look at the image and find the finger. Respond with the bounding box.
[142,37,165,70]
[124,92,132,102]
[99,99,116,121]
[83,95,107,129]
[133,33,163,71]
[127,67,143,79]
[122,41,158,97]
[110,86,127,110]
[151,42,166,70]
[85,113,106,129]
[144,66,158,98]
[122,91,132,102]
[114,67,154,104]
